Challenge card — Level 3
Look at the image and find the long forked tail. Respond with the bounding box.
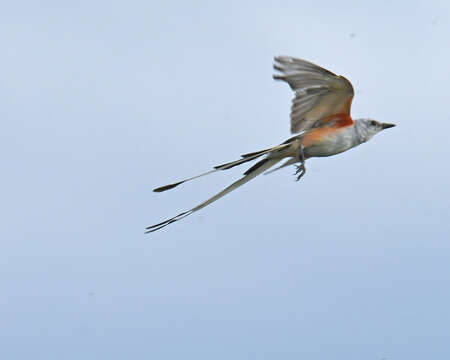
[153,142,291,192]
[146,158,281,233]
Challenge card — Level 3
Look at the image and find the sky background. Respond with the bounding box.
[2,1,450,359]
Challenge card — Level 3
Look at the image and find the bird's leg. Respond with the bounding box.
[295,145,306,181]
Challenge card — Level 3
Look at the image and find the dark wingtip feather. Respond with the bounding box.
[153,181,184,192]
[273,64,284,72]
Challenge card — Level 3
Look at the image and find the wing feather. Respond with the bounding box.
[273,56,354,133]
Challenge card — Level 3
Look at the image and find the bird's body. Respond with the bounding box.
[302,116,382,158]
[303,116,356,157]
[146,56,395,233]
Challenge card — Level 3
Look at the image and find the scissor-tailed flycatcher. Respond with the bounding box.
[146,56,395,233]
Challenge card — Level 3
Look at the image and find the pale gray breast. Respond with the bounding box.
[304,126,358,158]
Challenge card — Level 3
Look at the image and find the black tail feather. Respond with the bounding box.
[241,148,271,158]
[243,158,270,176]
[146,158,281,234]
[145,210,193,233]
[153,181,185,192]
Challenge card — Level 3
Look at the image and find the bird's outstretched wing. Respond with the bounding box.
[273,56,354,134]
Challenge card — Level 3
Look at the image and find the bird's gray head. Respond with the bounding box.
[354,118,396,143]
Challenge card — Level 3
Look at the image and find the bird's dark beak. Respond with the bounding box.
[381,123,396,129]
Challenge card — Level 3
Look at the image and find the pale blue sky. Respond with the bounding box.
[1,1,450,359]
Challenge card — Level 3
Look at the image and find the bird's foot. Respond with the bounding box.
[295,163,306,181]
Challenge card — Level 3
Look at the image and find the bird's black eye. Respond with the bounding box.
[370,120,377,126]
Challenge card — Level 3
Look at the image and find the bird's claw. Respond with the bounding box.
[295,164,306,181]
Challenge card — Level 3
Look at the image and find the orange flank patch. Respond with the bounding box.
[320,112,353,128]
[302,127,337,147]
[302,113,353,147]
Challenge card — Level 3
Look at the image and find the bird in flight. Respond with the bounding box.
[146,56,395,233]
